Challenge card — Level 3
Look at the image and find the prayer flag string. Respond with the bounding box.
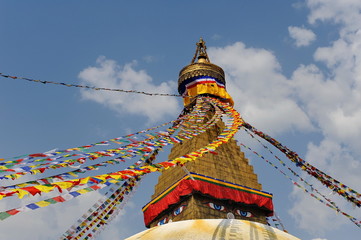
[61,148,162,240]
[239,141,361,228]
[0,100,219,184]
[242,127,341,212]
[0,116,184,163]
[1,94,358,234]
[0,97,236,218]
[0,101,217,198]
[242,122,361,208]
[0,72,182,97]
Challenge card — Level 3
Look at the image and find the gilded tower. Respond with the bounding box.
[126,39,299,240]
[143,38,272,226]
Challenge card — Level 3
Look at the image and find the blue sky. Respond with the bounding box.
[1,1,360,239]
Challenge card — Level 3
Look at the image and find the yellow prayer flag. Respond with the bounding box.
[34,185,55,193]
[144,165,158,171]
[36,200,51,207]
[77,189,90,194]
[30,169,41,175]
[79,177,90,185]
[17,183,30,188]
[16,189,29,199]
[108,174,122,180]
[108,180,119,184]
[94,175,107,181]
[54,182,74,189]
[9,173,23,179]
[68,172,78,177]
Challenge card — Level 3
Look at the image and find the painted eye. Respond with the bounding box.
[173,205,186,216]
[207,202,225,211]
[236,210,253,217]
[157,217,168,226]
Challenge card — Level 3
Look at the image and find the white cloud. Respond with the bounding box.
[78,56,181,123]
[289,140,361,233]
[0,188,143,240]
[288,26,316,47]
[291,3,361,153]
[209,42,314,135]
[305,140,361,191]
[207,39,361,236]
[207,4,361,235]
[287,0,361,234]
[289,186,344,235]
[307,0,361,32]
[0,191,105,240]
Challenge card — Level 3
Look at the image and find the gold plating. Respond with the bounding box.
[178,38,226,88]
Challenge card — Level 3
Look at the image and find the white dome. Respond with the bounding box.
[125,219,300,240]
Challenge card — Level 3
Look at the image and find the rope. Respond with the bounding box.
[0,73,182,97]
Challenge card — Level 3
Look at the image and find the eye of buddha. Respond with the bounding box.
[173,205,186,216]
[236,210,253,217]
[157,217,168,226]
[206,202,225,211]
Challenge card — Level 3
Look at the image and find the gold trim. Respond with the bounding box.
[178,38,226,93]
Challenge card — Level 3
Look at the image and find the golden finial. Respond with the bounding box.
[191,37,210,63]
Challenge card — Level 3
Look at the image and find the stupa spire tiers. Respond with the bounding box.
[140,38,273,228]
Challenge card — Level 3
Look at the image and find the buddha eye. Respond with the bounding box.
[236,210,253,217]
[157,217,168,226]
[173,205,186,216]
[206,202,225,211]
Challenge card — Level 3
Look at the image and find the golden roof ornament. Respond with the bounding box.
[178,38,233,106]
[191,37,210,63]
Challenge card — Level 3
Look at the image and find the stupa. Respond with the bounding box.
[126,38,299,240]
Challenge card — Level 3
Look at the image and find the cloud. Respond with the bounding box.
[286,0,361,234]
[0,188,142,240]
[0,191,105,240]
[292,2,361,153]
[78,56,181,123]
[307,0,361,31]
[305,140,361,191]
[209,42,314,135]
[208,4,361,235]
[289,186,343,235]
[289,140,361,233]
[288,26,316,47]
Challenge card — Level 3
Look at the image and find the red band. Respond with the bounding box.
[143,177,273,226]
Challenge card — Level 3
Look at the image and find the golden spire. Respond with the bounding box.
[139,39,270,229]
[191,37,210,63]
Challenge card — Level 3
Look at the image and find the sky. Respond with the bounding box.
[0,0,360,239]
